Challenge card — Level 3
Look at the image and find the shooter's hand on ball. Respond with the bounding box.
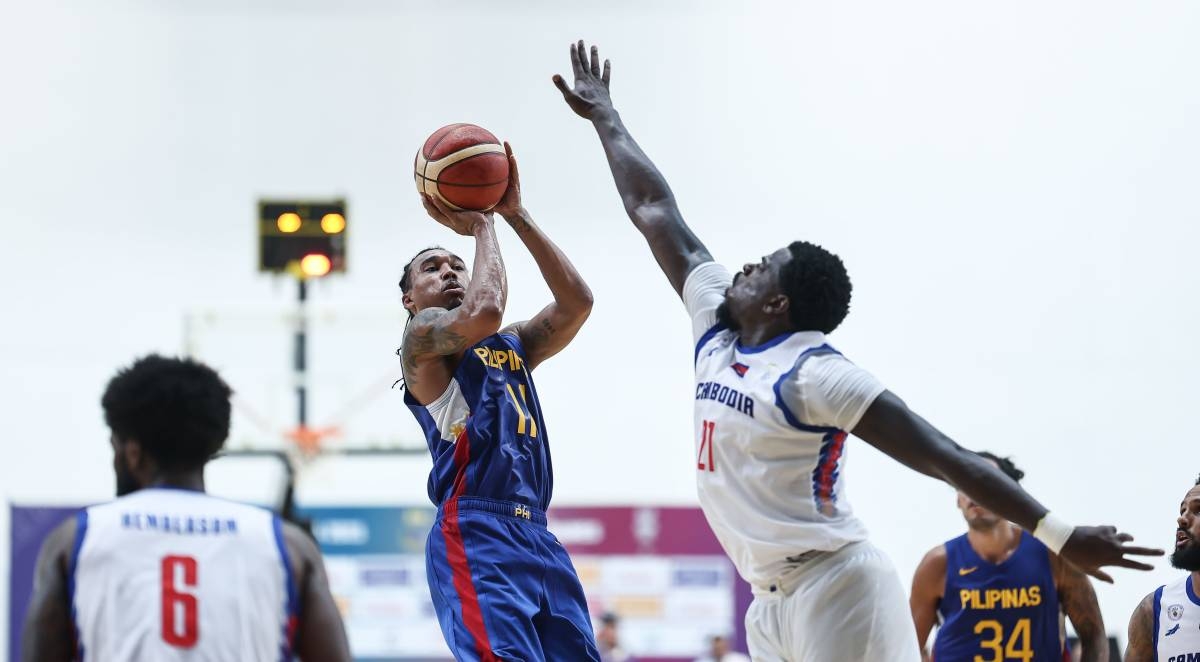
[491,142,525,221]
[553,40,613,119]
[420,194,493,237]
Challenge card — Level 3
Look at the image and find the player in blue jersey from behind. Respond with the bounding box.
[910,452,1107,661]
[399,143,600,661]
[1123,476,1200,662]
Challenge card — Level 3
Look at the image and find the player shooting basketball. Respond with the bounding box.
[554,40,1161,661]
[399,143,601,660]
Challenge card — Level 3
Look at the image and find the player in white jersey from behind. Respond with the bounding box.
[1124,476,1200,661]
[555,40,1162,661]
[22,355,350,662]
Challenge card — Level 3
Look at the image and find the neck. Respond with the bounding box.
[967,521,1021,563]
[147,471,206,492]
[736,320,795,347]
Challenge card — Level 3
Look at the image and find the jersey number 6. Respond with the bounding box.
[161,555,199,648]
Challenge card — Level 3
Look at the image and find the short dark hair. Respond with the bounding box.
[101,355,232,471]
[979,451,1025,483]
[778,241,852,334]
[398,245,449,294]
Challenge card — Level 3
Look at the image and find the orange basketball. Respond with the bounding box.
[414,123,510,211]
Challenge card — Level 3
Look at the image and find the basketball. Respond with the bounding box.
[414,123,510,211]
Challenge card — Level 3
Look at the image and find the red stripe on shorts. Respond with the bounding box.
[442,427,496,661]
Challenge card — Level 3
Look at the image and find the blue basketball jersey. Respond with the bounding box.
[405,332,553,510]
[935,531,1065,661]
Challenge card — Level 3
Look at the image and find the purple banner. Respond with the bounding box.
[8,505,80,662]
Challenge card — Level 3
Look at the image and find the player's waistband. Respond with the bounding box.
[751,540,872,597]
[437,497,547,527]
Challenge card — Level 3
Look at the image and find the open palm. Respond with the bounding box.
[553,40,613,120]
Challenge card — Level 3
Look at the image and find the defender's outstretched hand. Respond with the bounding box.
[420,194,492,237]
[553,40,613,119]
[1061,526,1162,583]
[490,142,524,220]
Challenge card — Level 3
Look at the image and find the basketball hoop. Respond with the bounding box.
[285,425,341,458]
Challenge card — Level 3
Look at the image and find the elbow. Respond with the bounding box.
[626,197,675,229]
[575,285,595,315]
[470,300,505,334]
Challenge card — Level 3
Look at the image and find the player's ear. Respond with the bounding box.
[764,294,789,318]
[123,439,145,472]
[402,291,416,315]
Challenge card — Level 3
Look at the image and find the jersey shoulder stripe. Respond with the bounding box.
[772,343,844,433]
[695,323,727,364]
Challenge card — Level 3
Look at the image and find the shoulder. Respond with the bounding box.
[914,543,949,579]
[403,307,451,337]
[279,519,322,573]
[1131,588,1159,623]
[40,515,79,566]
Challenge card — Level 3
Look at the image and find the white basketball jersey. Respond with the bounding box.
[1154,575,1200,660]
[71,488,296,661]
[683,262,884,589]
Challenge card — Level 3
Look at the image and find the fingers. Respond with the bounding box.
[570,41,583,78]
[552,74,573,97]
[428,194,459,218]
[602,59,611,86]
[590,44,601,76]
[1085,567,1114,584]
[503,141,521,188]
[420,194,445,220]
[1122,545,1165,557]
[1116,557,1157,571]
[577,39,589,76]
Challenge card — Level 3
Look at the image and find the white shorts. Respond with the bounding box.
[745,541,920,662]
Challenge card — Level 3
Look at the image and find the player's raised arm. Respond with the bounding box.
[1050,553,1108,662]
[852,391,1163,583]
[491,143,593,370]
[21,517,76,662]
[1123,592,1156,662]
[401,197,506,394]
[554,40,713,297]
[282,522,352,662]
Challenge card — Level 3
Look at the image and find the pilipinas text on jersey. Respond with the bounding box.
[70,488,297,661]
[934,532,1065,661]
[404,332,553,510]
[1154,575,1200,660]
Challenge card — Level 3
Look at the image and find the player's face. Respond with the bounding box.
[957,458,1004,529]
[957,492,1003,529]
[1171,485,1200,571]
[403,250,470,315]
[718,247,791,330]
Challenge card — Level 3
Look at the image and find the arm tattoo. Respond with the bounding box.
[1056,562,1106,662]
[1124,593,1156,662]
[401,314,469,386]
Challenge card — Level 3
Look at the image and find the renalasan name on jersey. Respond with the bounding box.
[122,512,239,535]
[695,381,754,417]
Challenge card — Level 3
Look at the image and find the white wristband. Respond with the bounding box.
[1033,512,1075,554]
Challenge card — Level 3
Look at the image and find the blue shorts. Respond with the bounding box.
[425,497,600,662]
